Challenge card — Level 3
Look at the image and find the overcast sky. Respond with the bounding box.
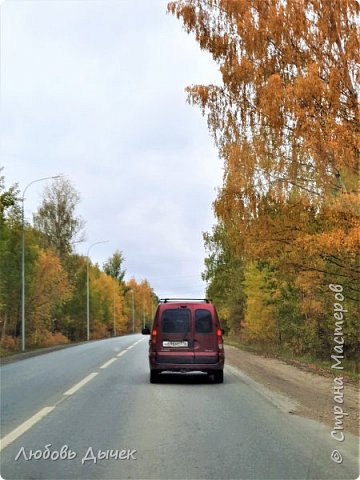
[1,0,223,299]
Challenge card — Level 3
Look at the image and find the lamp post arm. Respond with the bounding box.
[22,175,63,202]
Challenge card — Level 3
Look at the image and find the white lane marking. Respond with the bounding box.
[63,372,98,396]
[0,343,139,451]
[0,407,55,452]
[116,340,141,355]
[100,358,117,369]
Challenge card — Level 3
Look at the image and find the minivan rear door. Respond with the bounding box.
[193,308,218,365]
[157,307,194,365]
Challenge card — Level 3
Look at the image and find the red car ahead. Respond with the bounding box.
[142,299,225,383]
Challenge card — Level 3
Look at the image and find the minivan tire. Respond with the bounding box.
[150,370,160,383]
[213,370,224,383]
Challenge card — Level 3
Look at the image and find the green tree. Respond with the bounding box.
[60,254,88,341]
[103,250,126,287]
[0,171,22,340]
[0,168,18,224]
[33,177,85,260]
[203,223,245,335]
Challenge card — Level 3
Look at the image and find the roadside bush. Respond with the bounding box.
[0,335,19,350]
[91,321,110,340]
[28,330,70,348]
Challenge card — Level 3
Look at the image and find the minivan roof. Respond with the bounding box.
[159,298,211,303]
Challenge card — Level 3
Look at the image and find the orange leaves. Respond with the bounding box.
[293,63,324,108]
[169,0,359,250]
[221,57,255,92]
[167,3,197,30]
[33,250,72,306]
[125,277,157,329]
[259,73,284,129]
[237,56,254,83]
[169,0,359,198]
[186,85,209,110]
[89,266,127,334]
[28,249,72,333]
[299,225,360,259]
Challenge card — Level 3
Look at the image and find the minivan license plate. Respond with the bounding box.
[162,341,188,347]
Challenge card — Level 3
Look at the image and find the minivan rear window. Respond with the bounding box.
[161,309,191,333]
[195,309,213,333]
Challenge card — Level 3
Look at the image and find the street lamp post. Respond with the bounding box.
[113,282,116,337]
[21,175,63,352]
[86,241,108,341]
[130,289,135,333]
[143,298,146,329]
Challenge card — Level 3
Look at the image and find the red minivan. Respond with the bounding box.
[142,299,225,383]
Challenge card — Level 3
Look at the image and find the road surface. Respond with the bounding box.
[0,334,358,479]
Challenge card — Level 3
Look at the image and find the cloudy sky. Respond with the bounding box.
[1,0,223,298]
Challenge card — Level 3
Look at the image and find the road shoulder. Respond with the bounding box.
[225,345,359,437]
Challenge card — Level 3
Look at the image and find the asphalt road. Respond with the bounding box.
[0,334,358,479]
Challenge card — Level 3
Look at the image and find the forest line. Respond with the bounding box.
[0,173,157,352]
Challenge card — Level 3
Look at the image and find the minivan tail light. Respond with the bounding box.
[217,328,223,350]
[151,329,157,345]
